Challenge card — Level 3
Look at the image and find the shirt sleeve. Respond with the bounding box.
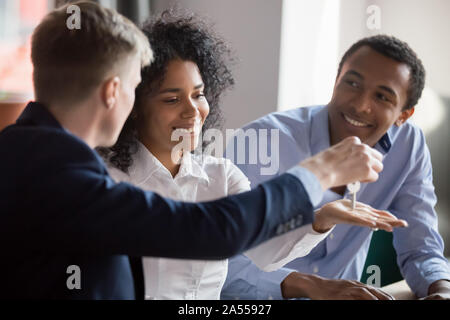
[222,223,333,299]
[223,161,331,298]
[244,223,333,272]
[221,254,296,300]
[390,132,450,298]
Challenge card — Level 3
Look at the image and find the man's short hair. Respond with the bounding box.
[337,35,425,110]
[31,1,153,106]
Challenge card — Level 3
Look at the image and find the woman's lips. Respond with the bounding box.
[172,119,202,135]
[172,127,195,134]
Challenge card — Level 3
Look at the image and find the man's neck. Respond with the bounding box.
[47,103,99,149]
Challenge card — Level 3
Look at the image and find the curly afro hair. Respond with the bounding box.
[100,9,235,172]
[337,34,425,110]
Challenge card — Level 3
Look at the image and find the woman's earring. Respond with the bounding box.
[396,120,403,126]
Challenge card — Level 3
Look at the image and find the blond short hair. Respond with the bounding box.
[31,1,153,106]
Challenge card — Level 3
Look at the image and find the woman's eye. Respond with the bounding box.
[346,80,359,88]
[163,98,178,103]
[195,93,205,99]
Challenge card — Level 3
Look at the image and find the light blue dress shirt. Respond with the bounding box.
[222,105,450,299]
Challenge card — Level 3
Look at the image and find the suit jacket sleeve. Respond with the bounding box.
[3,153,314,260]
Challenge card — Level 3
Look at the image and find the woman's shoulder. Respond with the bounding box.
[192,154,250,194]
[105,164,131,183]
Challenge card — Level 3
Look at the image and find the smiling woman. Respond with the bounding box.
[100,9,234,173]
[98,10,238,299]
[135,58,210,176]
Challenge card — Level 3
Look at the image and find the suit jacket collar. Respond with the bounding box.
[15,102,112,171]
[16,102,64,129]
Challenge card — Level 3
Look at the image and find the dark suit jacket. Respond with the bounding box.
[0,102,314,299]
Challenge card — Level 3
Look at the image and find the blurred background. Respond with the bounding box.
[0,0,448,285]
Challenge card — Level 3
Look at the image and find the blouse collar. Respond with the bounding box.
[128,141,210,185]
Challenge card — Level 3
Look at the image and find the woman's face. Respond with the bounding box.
[137,59,210,155]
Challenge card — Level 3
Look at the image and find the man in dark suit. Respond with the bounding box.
[0,2,394,299]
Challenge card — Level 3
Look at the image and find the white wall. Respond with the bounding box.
[278,0,340,111]
[369,0,450,97]
[338,0,450,98]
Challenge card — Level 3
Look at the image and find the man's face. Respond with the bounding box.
[328,46,413,147]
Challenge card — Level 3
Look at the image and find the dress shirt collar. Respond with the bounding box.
[378,129,392,153]
[310,105,392,156]
[128,140,210,185]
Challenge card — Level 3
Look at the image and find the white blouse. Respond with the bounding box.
[107,141,332,300]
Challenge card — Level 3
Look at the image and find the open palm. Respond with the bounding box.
[313,199,408,233]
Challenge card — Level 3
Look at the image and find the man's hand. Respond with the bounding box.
[312,199,408,233]
[421,280,450,300]
[281,272,394,300]
[300,136,383,190]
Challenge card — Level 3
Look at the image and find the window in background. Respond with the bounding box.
[409,87,446,135]
[0,0,49,130]
[0,0,49,102]
[277,0,340,111]
[99,0,151,24]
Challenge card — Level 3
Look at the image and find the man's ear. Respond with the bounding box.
[102,76,121,109]
[395,107,415,126]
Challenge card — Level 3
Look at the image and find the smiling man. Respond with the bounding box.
[328,44,414,148]
[223,35,450,300]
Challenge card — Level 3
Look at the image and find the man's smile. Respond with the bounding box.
[342,112,373,128]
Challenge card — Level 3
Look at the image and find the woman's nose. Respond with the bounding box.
[181,98,199,118]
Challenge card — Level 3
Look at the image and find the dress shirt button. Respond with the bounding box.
[295,215,303,227]
[185,292,195,299]
[289,218,296,230]
[170,191,178,198]
[276,224,283,235]
[313,266,319,273]
[330,233,334,239]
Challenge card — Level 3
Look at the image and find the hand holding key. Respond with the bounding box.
[347,181,380,231]
[299,136,383,191]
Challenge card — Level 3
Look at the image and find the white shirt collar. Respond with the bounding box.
[128,141,210,185]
